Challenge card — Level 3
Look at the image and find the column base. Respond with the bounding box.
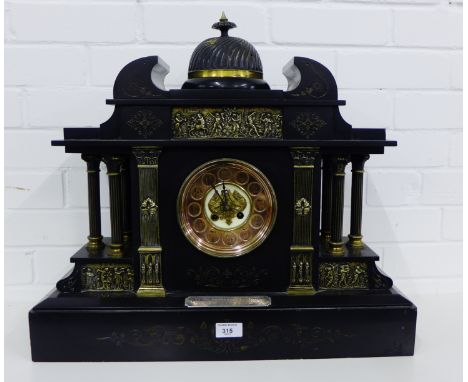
[123,231,131,242]
[86,235,104,250]
[348,234,364,248]
[328,241,345,256]
[107,244,124,257]
[137,286,166,297]
[287,286,317,295]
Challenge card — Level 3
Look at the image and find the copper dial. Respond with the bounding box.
[177,159,277,258]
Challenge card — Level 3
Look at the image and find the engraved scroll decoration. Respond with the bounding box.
[172,107,282,139]
[98,321,354,354]
[127,110,163,138]
[290,112,327,139]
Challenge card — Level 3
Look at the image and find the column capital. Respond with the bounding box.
[103,156,124,175]
[81,154,101,172]
[331,155,350,175]
[351,154,370,172]
[290,147,320,167]
[133,147,162,167]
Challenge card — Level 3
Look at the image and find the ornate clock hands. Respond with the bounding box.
[221,181,229,211]
[211,184,223,203]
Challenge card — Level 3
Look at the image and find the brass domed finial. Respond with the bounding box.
[212,12,236,37]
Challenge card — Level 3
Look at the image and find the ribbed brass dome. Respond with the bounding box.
[182,13,269,89]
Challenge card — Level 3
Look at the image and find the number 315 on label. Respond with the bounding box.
[215,323,243,338]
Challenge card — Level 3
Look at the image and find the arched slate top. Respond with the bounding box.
[113,56,170,99]
[283,57,338,100]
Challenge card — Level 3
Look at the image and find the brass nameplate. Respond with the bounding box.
[172,107,282,139]
[185,296,272,308]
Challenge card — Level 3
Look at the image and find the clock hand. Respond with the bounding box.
[222,181,229,210]
[211,184,225,211]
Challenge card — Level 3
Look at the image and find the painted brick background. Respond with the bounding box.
[4,0,462,296]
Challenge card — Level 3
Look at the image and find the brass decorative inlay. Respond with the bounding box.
[188,69,262,79]
[291,112,327,139]
[81,264,134,292]
[178,159,277,258]
[172,107,282,139]
[290,253,312,286]
[140,197,158,221]
[295,197,311,216]
[319,262,368,289]
[138,251,164,296]
[127,110,163,138]
[185,296,271,308]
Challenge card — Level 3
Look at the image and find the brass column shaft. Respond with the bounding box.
[104,156,124,255]
[82,154,104,250]
[348,155,369,248]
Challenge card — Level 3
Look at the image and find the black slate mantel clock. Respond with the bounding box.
[29,14,417,361]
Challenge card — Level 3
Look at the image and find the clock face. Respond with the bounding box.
[177,159,277,258]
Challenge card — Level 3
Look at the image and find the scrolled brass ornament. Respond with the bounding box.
[295,197,311,216]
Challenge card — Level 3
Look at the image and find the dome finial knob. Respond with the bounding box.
[212,12,237,37]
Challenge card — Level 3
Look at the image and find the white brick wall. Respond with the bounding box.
[4,0,462,295]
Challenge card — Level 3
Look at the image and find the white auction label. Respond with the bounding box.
[215,323,243,338]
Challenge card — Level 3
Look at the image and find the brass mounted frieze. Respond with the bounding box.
[81,264,134,292]
[319,262,368,289]
[172,107,282,139]
[138,249,164,297]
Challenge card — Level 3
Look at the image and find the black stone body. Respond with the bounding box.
[53,56,396,294]
[28,55,417,362]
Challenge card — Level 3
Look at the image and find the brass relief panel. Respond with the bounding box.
[172,107,282,138]
[319,262,369,289]
[290,253,312,287]
[81,264,134,292]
